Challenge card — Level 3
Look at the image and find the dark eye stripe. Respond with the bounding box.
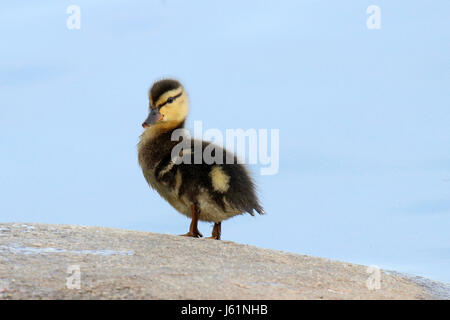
[156,91,183,109]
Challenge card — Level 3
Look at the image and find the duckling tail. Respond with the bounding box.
[254,204,265,215]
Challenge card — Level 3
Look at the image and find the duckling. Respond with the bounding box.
[138,79,264,240]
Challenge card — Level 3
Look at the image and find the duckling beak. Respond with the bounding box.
[142,108,162,128]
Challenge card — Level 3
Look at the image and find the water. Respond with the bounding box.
[0,242,135,256]
[0,1,449,282]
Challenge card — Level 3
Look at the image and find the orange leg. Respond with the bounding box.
[206,222,221,240]
[180,204,203,238]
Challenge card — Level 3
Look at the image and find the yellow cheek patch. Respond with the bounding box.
[210,166,230,193]
[159,97,188,123]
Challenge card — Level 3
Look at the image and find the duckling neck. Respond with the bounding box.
[138,120,186,168]
[140,119,185,141]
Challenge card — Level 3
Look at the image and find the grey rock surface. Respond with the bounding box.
[0,223,447,299]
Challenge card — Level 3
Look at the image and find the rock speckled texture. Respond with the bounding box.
[0,223,446,299]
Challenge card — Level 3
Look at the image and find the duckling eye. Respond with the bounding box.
[167,97,174,104]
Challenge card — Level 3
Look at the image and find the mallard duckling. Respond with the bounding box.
[138,79,264,240]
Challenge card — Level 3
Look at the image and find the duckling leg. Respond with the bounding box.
[180,204,203,238]
[207,222,221,240]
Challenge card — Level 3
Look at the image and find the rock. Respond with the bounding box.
[0,222,448,300]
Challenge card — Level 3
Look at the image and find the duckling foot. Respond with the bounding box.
[181,230,203,238]
[206,222,221,240]
[180,203,203,238]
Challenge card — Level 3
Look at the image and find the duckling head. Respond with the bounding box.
[142,79,188,128]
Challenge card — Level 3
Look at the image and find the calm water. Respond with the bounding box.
[1,1,449,282]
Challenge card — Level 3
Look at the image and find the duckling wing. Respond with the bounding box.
[218,159,265,216]
[154,139,264,217]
